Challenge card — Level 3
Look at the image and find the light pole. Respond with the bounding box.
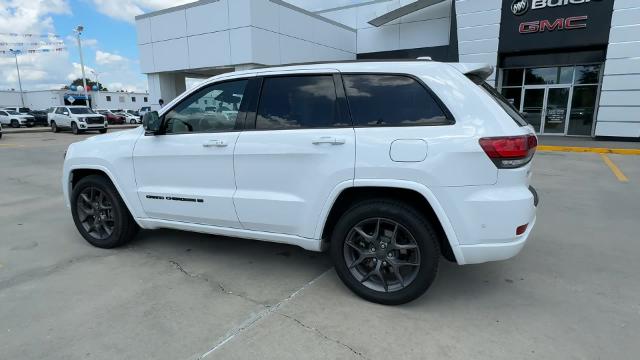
[9,49,25,107]
[73,25,88,106]
[91,70,101,109]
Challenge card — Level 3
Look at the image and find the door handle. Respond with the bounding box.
[202,139,227,147]
[312,136,346,145]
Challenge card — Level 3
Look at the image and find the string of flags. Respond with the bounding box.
[0,47,67,55]
[0,32,60,38]
[0,41,65,47]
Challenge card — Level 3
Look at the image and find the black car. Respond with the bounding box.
[29,110,49,126]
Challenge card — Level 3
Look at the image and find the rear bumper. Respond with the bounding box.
[457,215,536,264]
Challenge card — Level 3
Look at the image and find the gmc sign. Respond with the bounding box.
[499,0,613,53]
[519,16,588,33]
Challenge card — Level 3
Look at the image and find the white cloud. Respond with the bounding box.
[90,0,197,23]
[96,50,126,65]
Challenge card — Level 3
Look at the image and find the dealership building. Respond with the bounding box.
[136,0,639,138]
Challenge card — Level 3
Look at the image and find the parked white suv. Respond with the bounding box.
[0,109,35,127]
[49,106,107,134]
[62,61,538,304]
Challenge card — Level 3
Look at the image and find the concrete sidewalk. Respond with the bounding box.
[1,124,140,134]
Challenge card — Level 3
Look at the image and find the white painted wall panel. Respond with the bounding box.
[188,31,231,69]
[456,0,502,14]
[138,43,155,73]
[250,0,280,33]
[595,121,640,137]
[251,28,281,65]
[609,24,640,43]
[357,25,399,53]
[399,18,450,49]
[280,35,315,64]
[186,0,229,36]
[614,0,640,10]
[457,10,501,28]
[611,7,640,26]
[229,27,253,65]
[458,24,500,42]
[607,41,640,59]
[152,38,189,72]
[602,74,640,91]
[459,53,497,65]
[599,91,640,106]
[314,20,357,53]
[149,10,187,42]
[279,6,314,40]
[459,38,499,55]
[136,18,151,44]
[598,106,640,121]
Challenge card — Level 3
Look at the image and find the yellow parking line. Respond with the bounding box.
[538,145,640,155]
[601,154,629,183]
[0,144,24,148]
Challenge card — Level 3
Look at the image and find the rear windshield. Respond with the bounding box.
[479,83,528,127]
[69,108,96,114]
[19,107,30,113]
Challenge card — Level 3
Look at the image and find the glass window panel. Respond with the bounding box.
[559,67,574,84]
[525,67,557,85]
[500,87,522,110]
[502,69,524,87]
[568,86,598,136]
[574,65,601,85]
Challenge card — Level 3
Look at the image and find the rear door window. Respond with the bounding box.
[342,74,451,127]
[256,75,344,130]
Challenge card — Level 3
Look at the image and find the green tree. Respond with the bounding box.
[69,78,108,91]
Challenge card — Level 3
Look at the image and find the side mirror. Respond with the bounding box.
[143,111,161,135]
[63,112,69,116]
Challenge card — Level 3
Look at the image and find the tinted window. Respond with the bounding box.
[256,76,341,130]
[343,74,449,127]
[55,108,65,114]
[69,107,96,114]
[164,79,247,134]
[480,83,528,127]
[0,111,6,115]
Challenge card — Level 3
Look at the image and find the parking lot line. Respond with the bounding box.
[601,154,629,183]
[0,143,24,148]
[538,145,640,156]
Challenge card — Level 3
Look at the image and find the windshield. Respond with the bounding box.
[69,108,96,115]
[6,110,20,115]
[19,108,30,113]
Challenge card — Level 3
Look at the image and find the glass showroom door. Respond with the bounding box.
[543,87,571,134]
[521,88,545,132]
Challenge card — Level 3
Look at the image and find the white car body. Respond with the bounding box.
[62,61,537,266]
[49,106,107,132]
[0,109,35,127]
[117,112,141,124]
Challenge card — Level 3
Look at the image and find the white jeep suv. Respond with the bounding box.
[49,106,107,134]
[62,61,538,304]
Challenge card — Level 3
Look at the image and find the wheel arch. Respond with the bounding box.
[67,166,142,227]
[317,180,464,264]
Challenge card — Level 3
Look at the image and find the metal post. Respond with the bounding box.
[92,70,100,109]
[10,49,25,107]
[75,26,88,106]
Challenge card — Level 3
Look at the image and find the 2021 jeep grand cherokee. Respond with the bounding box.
[62,61,538,304]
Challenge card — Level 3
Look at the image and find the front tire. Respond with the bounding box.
[71,122,79,135]
[331,199,440,305]
[51,121,60,133]
[11,119,19,128]
[71,175,139,248]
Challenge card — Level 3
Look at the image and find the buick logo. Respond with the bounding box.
[511,0,529,16]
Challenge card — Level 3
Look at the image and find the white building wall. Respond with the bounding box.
[455,0,501,83]
[0,90,149,111]
[596,0,640,137]
[319,0,452,54]
[93,92,151,111]
[0,91,24,108]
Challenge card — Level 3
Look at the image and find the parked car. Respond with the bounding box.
[28,109,49,126]
[116,111,141,124]
[138,106,151,119]
[49,106,107,134]
[2,106,31,114]
[96,109,125,125]
[62,61,538,305]
[0,122,2,139]
[0,109,35,127]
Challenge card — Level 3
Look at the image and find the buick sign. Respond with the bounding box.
[512,0,529,16]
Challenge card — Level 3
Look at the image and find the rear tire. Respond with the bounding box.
[71,175,139,248]
[130,119,136,124]
[330,199,440,305]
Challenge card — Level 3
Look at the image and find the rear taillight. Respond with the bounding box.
[479,134,537,169]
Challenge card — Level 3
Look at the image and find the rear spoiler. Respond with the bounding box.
[449,63,495,84]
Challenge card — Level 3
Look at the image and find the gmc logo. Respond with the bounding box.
[519,16,588,33]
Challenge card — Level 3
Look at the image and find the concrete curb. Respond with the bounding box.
[1,124,140,134]
[538,145,640,156]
